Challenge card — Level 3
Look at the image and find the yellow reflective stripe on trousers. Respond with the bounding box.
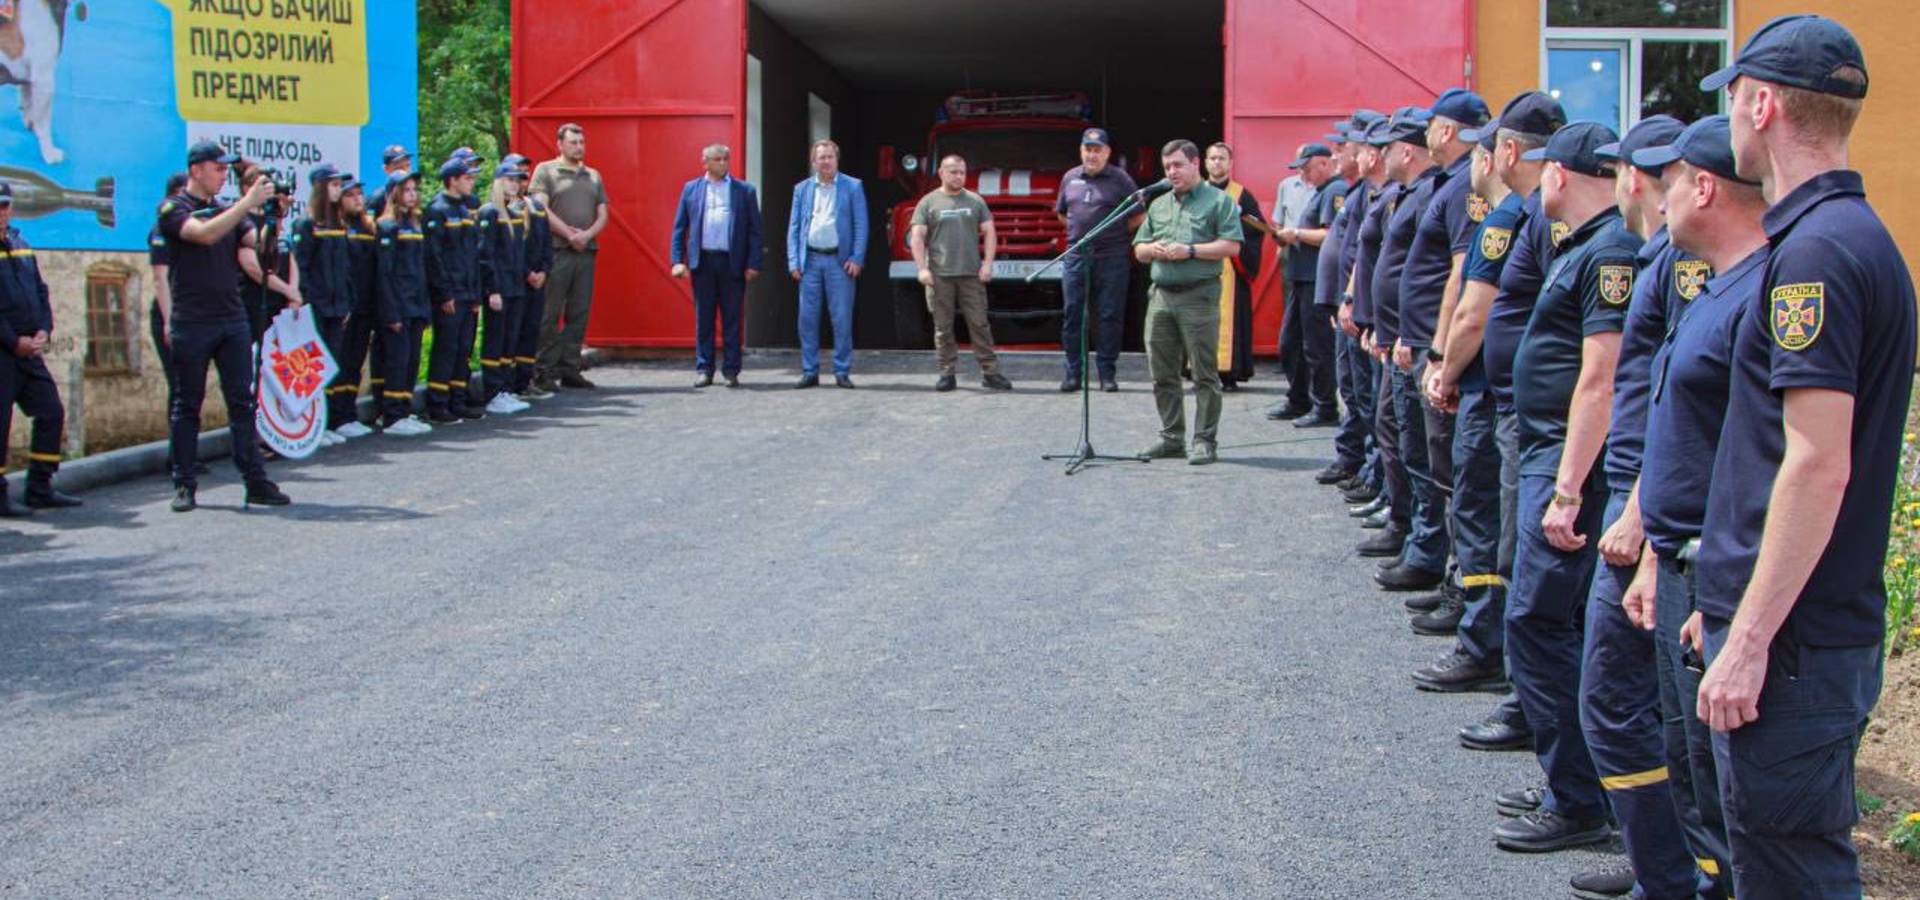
[27,452,61,463]
[1599,766,1669,791]
[1461,574,1505,588]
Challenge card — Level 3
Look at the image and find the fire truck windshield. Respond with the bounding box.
[931,129,1082,174]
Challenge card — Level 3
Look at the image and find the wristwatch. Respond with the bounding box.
[1551,491,1583,508]
[1186,242,1198,260]
[1426,348,1444,363]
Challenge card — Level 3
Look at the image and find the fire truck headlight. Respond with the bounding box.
[901,154,920,173]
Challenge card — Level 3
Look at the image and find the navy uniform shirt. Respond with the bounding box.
[524,196,554,277]
[0,227,51,349]
[1641,246,1767,558]
[1351,180,1401,329]
[345,215,378,314]
[1316,179,1369,310]
[1485,190,1556,415]
[1456,191,1526,392]
[1288,176,1345,284]
[147,225,172,268]
[478,201,528,300]
[1512,208,1641,477]
[376,217,430,323]
[1370,165,1439,347]
[424,193,483,305]
[158,192,254,325]
[290,215,353,318]
[1601,228,1708,491]
[1697,171,1917,647]
[1056,164,1140,260]
[1397,154,1479,350]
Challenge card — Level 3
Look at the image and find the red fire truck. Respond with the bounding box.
[877,92,1148,347]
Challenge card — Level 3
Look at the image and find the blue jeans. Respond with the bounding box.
[693,251,745,377]
[1704,619,1882,900]
[799,251,855,376]
[1062,253,1128,379]
[168,317,267,490]
[1333,329,1374,473]
[1394,362,1448,572]
[1655,556,1732,896]
[1579,494,1700,900]
[1505,473,1605,820]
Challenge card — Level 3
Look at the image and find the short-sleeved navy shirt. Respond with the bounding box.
[1512,209,1641,477]
[1056,164,1140,259]
[1697,171,1917,647]
[157,192,254,325]
[1317,180,1370,309]
[1640,245,1766,558]
[1485,191,1556,415]
[1370,165,1439,346]
[147,225,171,268]
[1397,154,1478,350]
[1288,176,1345,284]
[1602,228,1707,490]
[1352,180,1403,330]
[1456,191,1526,393]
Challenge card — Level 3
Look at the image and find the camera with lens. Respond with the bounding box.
[261,168,297,219]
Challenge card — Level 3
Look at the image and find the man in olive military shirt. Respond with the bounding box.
[1132,140,1243,466]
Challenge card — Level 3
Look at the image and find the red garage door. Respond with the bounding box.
[511,0,747,348]
[1226,0,1473,354]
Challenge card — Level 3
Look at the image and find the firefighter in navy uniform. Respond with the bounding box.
[375,169,434,436]
[424,157,485,423]
[509,154,554,400]
[289,163,357,446]
[477,161,532,415]
[327,174,382,438]
[1691,16,1913,898]
[0,184,79,516]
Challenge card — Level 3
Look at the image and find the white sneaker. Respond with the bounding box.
[502,395,530,412]
[320,430,344,447]
[335,421,374,439]
[485,394,522,415]
[385,415,432,437]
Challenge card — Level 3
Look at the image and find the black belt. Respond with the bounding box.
[808,247,839,255]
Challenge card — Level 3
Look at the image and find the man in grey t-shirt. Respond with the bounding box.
[910,155,1012,392]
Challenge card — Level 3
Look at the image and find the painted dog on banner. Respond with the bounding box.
[0,0,74,165]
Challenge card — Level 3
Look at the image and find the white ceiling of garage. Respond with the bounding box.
[754,0,1225,90]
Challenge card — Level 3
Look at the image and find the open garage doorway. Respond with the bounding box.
[746,0,1224,351]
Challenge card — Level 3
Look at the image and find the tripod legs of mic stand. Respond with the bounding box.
[1042,261,1147,476]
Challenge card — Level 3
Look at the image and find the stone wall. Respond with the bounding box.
[4,249,230,472]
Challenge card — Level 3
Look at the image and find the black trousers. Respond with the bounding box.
[330,307,380,426]
[150,299,179,465]
[381,318,427,424]
[482,295,528,400]
[169,317,267,489]
[1281,280,1337,413]
[427,303,477,414]
[515,286,547,393]
[0,353,64,488]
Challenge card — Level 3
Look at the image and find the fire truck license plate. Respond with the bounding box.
[992,260,1056,281]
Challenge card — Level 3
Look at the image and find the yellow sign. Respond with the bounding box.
[162,0,369,125]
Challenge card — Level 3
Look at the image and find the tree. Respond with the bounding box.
[417,0,510,186]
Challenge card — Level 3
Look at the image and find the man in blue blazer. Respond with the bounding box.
[671,144,764,387]
[785,140,867,388]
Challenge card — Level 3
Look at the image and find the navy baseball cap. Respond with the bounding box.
[386,169,421,193]
[501,153,530,169]
[1428,88,1490,127]
[1080,127,1111,147]
[310,163,342,183]
[1384,106,1432,145]
[0,183,12,206]
[339,173,363,194]
[186,139,239,166]
[1288,143,1333,168]
[1632,115,1758,186]
[1361,118,1398,147]
[438,158,475,181]
[1597,114,1686,174]
[1323,132,1348,145]
[381,145,412,166]
[494,161,529,179]
[450,146,485,163]
[1524,121,1620,177]
[1462,90,1567,143]
[1700,14,1868,99]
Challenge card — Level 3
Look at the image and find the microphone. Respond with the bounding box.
[1131,178,1173,203]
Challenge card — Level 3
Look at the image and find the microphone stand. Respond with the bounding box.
[1034,189,1156,475]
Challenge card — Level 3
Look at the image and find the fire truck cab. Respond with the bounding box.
[879,91,1144,348]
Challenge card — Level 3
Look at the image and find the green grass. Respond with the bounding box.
[1862,789,1888,815]
[1891,811,1920,864]
[1892,396,1920,654]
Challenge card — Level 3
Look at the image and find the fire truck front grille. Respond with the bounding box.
[992,202,1065,256]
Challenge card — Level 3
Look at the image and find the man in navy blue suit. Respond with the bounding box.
[671,144,764,388]
[785,140,868,389]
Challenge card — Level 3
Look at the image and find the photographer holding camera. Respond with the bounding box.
[238,162,303,343]
[158,140,293,512]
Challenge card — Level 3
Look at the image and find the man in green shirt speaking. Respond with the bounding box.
[1133,140,1245,465]
[910,154,1013,392]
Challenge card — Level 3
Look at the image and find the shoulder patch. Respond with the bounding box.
[1770,282,1824,351]
[1467,193,1490,223]
[1549,221,1572,246]
[159,200,175,215]
[1673,259,1712,301]
[1598,264,1634,306]
[1333,194,1346,214]
[1480,226,1512,261]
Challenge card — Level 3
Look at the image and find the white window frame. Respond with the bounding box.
[1540,1,1735,132]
